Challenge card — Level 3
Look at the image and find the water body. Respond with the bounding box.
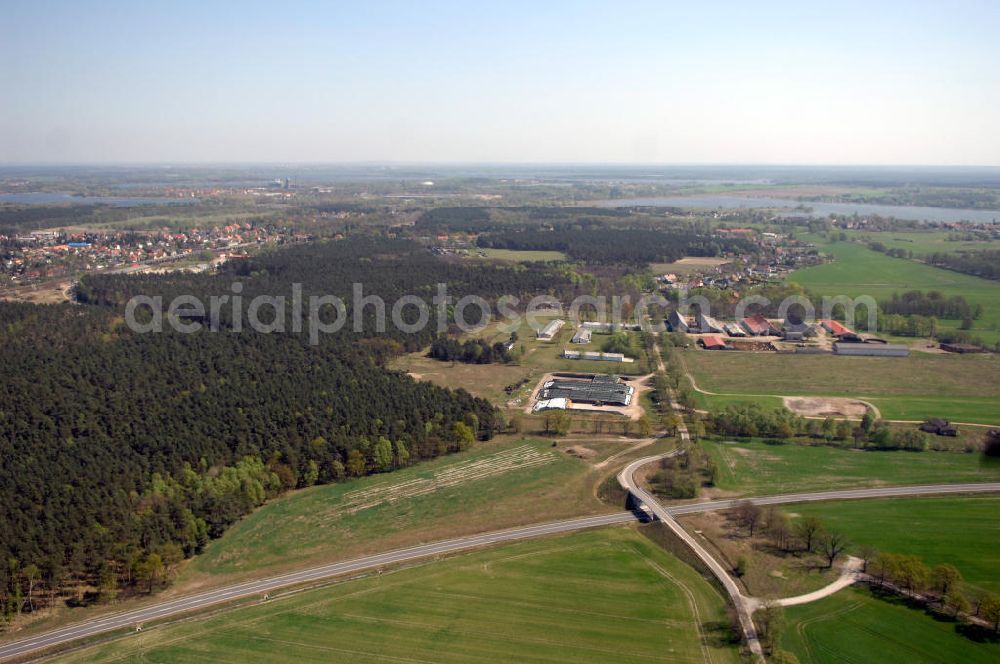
[593,195,1000,224]
[0,192,198,206]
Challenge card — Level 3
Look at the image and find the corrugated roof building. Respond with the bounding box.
[724,323,746,337]
[537,319,565,341]
[540,375,634,406]
[741,314,777,336]
[833,342,909,357]
[697,312,725,333]
[667,310,689,333]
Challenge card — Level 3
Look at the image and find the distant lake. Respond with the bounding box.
[0,192,198,206]
[593,195,1000,224]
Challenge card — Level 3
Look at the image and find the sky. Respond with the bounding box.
[2,1,999,165]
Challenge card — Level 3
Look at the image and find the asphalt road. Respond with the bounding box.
[618,452,766,659]
[618,461,1000,661]
[0,512,634,662]
[3,481,999,661]
[666,482,1000,516]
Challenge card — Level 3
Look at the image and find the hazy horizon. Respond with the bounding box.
[4,1,1000,165]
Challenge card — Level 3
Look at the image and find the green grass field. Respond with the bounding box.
[703,439,1000,496]
[56,529,740,664]
[837,229,1000,255]
[477,248,569,262]
[789,496,1000,595]
[392,353,536,403]
[780,586,1000,664]
[682,349,1000,424]
[180,438,605,588]
[790,237,1000,345]
[682,379,785,413]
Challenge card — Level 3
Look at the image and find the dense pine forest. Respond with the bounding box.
[476,228,756,264]
[0,237,566,622]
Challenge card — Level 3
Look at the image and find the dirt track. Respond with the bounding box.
[783,396,869,418]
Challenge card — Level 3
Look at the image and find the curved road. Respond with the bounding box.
[618,453,765,659]
[619,451,1000,661]
[2,482,999,661]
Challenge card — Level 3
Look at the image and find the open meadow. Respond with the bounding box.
[790,237,1000,346]
[53,529,741,664]
[682,349,1000,424]
[835,228,1000,255]
[788,495,1000,595]
[176,438,621,591]
[476,248,569,262]
[780,586,1000,664]
[702,439,1000,497]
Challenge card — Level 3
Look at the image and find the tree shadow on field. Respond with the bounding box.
[956,623,1000,644]
[701,618,742,647]
[869,585,925,611]
[868,584,1000,644]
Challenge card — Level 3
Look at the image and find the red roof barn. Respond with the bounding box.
[741,314,777,336]
[699,335,728,350]
[821,319,853,337]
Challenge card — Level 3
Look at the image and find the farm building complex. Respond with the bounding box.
[536,374,634,408]
[664,309,914,359]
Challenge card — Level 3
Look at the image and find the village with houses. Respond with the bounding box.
[0,223,307,301]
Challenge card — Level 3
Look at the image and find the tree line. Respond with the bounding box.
[879,290,981,321]
[428,335,514,364]
[705,403,934,451]
[927,249,1000,282]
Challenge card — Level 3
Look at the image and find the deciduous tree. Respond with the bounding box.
[794,516,824,552]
